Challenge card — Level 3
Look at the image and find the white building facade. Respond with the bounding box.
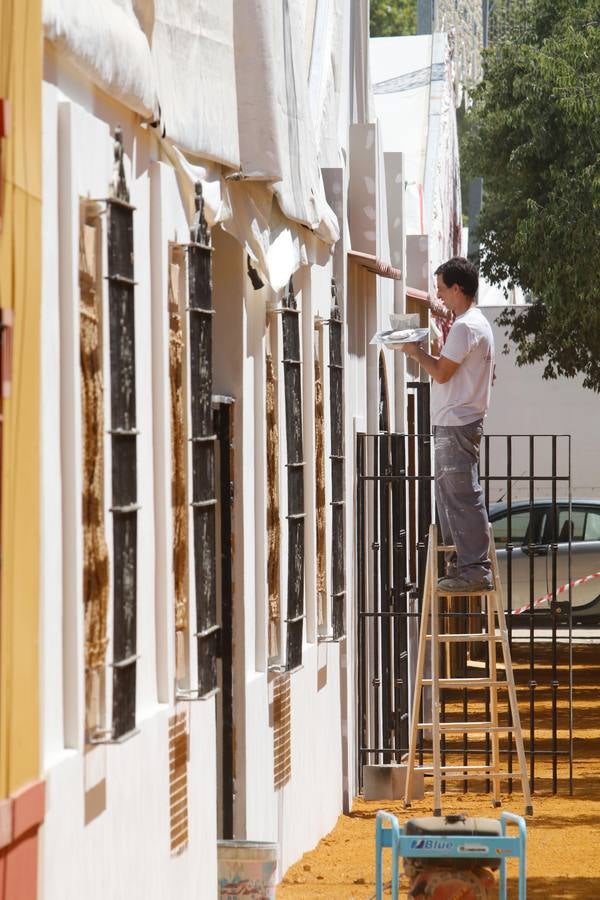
[37,3,462,898]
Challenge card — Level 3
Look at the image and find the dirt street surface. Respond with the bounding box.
[279,642,600,898]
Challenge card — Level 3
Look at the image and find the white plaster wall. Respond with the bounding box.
[483,307,600,500]
[280,642,343,870]
[41,705,217,900]
[242,645,344,878]
[40,73,218,900]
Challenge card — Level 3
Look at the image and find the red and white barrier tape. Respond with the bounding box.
[512,572,600,616]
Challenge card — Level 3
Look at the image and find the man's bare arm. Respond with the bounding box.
[399,342,460,384]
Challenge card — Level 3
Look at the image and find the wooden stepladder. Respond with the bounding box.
[404,524,533,817]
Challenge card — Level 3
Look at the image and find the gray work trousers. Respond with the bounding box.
[434,420,492,584]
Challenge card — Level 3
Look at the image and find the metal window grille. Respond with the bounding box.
[328,282,345,639]
[187,184,219,697]
[281,279,304,670]
[107,129,138,740]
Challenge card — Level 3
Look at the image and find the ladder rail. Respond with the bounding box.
[487,572,502,805]
[430,526,442,815]
[403,535,433,807]
[490,532,534,816]
[404,523,534,816]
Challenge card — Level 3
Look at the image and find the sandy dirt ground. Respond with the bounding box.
[278,641,600,898]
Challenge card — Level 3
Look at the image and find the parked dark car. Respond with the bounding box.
[489,499,600,624]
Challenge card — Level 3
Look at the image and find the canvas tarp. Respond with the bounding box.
[161,141,333,293]
[152,0,240,168]
[43,0,340,272]
[233,0,338,242]
[43,0,159,120]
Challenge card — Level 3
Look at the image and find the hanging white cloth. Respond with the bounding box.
[43,0,159,119]
[233,0,338,243]
[160,138,332,294]
[151,0,240,169]
[44,0,341,290]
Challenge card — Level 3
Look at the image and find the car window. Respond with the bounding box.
[584,511,600,541]
[557,509,585,542]
[492,511,532,544]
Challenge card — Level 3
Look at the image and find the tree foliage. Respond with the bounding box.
[463,0,600,390]
[370,0,417,37]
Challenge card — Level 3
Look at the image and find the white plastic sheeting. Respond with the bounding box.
[152,0,240,168]
[43,0,159,119]
[43,0,340,288]
[233,0,338,242]
[160,139,333,293]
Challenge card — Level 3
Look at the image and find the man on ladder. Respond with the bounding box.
[400,256,494,594]
[399,257,532,817]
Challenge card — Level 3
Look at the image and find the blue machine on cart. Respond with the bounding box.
[375,811,527,899]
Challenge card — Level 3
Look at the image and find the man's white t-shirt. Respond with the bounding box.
[431,306,494,427]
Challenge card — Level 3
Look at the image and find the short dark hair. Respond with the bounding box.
[434,257,479,299]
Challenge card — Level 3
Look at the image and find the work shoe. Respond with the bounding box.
[437,575,493,594]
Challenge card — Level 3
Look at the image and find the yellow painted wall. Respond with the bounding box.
[0,0,42,796]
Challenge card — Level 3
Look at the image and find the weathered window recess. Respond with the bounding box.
[267,278,305,673]
[266,330,281,663]
[84,128,140,745]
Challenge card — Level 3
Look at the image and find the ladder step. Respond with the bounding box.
[418,722,515,734]
[413,766,527,780]
[415,765,494,774]
[427,633,501,642]
[468,659,506,671]
[437,586,496,596]
[422,678,505,688]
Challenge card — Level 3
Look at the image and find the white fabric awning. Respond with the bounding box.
[233,0,338,243]
[44,0,340,277]
[44,0,159,119]
[160,139,333,294]
[152,0,240,169]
